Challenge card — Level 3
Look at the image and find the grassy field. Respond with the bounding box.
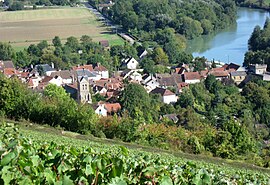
[5,118,270,174]
[0,8,124,50]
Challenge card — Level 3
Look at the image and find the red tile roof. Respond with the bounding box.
[177,82,189,89]
[104,103,121,114]
[40,76,53,83]
[94,64,108,72]
[183,72,201,80]
[211,67,225,71]
[72,65,94,72]
[209,70,229,77]
[27,78,34,87]
[3,68,16,76]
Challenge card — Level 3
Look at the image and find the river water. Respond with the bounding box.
[186,8,269,65]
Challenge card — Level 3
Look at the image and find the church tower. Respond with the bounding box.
[77,76,92,104]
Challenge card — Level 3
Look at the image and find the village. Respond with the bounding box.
[0,50,269,120]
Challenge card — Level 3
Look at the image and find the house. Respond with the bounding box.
[104,103,121,115]
[177,82,189,94]
[262,73,270,81]
[106,89,120,98]
[93,103,107,116]
[64,83,78,100]
[162,114,179,123]
[199,70,209,79]
[0,60,15,71]
[122,57,139,70]
[93,102,121,116]
[99,40,109,48]
[94,78,122,91]
[139,49,148,59]
[249,64,267,74]
[50,70,74,84]
[34,63,56,76]
[73,64,109,79]
[226,63,240,72]
[141,74,160,92]
[174,67,187,75]
[209,70,229,81]
[94,64,109,79]
[150,87,178,104]
[3,68,17,78]
[72,65,93,72]
[230,71,247,85]
[122,69,143,82]
[0,60,16,77]
[76,69,101,81]
[27,76,40,88]
[49,75,63,86]
[156,73,183,88]
[183,72,201,84]
[93,85,107,96]
[36,76,54,90]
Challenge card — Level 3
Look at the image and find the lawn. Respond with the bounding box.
[0,7,124,49]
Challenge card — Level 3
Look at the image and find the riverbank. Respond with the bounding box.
[187,7,269,65]
[237,1,270,11]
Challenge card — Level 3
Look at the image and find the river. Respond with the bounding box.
[186,8,269,65]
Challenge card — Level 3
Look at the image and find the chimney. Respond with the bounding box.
[51,62,54,69]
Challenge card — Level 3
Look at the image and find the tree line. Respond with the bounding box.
[244,18,270,70]
[95,0,236,41]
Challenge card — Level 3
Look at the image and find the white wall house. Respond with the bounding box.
[124,57,139,70]
[150,87,177,104]
[49,76,63,86]
[94,104,107,116]
[183,72,201,84]
[163,94,178,104]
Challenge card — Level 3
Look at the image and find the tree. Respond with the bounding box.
[80,35,92,46]
[37,40,48,51]
[204,75,216,92]
[8,2,24,11]
[152,47,169,65]
[120,83,151,120]
[44,84,71,102]
[65,36,79,52]
[177,89,194,108]
[140,57,155,74]
[28,44,41,57]
[37,65,45,76]
[15,50,31,67]
[52,36,62,47]
[193,57,207,72]
[0,42,14,60]
[248,25,261,51]
[180,17,203,39]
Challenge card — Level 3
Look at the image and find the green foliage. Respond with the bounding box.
[0,75,98,135]
[0,123,269,184]
[244,18,270,69]
[0,42,14,61]
[120,83,151,120]
[110,0,236,41]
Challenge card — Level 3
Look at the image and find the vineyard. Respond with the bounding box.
[0,122,270,184]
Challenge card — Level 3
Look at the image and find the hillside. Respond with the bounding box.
[1,120,269,184]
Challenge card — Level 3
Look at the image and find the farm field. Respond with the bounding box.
[0,8,124,50]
